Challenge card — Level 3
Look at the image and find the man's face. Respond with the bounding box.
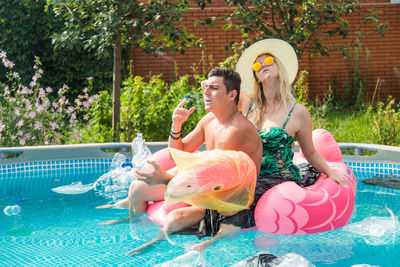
[202,76,231,112]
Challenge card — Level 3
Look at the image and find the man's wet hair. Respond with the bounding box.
[208,67,241,104]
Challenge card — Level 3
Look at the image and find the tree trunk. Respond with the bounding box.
[112,33,122,141]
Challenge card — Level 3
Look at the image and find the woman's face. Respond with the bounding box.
[253,54,279,83]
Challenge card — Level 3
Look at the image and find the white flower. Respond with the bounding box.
[16,119,24,127]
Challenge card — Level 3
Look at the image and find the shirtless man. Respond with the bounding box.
[98,67,262,255]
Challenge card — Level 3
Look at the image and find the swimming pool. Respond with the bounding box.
[1,143,400,266]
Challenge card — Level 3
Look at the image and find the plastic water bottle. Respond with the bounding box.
[3,205,21,216]
[131,133,152,170]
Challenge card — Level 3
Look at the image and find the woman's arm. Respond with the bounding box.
[295,105,346,185]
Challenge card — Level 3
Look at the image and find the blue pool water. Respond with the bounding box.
[1,160,400,266]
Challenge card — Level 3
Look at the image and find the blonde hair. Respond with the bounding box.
[249,54,296,129]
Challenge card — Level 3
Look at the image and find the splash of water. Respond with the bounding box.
[93,153,136,202]
[51,133,152,200]
[343,207,400,245]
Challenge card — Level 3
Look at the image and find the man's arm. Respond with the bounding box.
[168,99,196,151]
[135,100,207,185]
[168,99,206,153]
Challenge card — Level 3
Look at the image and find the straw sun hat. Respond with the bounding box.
[236,39,298,98]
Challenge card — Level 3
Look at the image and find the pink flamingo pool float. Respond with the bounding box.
[147,129,357,235]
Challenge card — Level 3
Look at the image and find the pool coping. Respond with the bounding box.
[0,142,399,165]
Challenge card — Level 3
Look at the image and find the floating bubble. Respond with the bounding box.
[3,205,21,216]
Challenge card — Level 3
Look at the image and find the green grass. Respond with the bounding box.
[312,109,377,144]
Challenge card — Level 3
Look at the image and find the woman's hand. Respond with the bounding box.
[329,171,347,186]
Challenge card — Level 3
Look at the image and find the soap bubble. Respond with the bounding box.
[3,205,21,216]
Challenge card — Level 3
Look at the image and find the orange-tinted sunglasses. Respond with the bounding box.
[252,56,274,71]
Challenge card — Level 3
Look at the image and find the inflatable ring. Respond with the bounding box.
[254,129,357,235]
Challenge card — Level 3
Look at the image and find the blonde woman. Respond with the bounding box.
[236,39,345,195]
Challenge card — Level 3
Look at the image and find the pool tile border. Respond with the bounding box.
[346,161,400,176]
[0,159,399,199]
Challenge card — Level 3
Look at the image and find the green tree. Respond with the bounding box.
[51,0,206,140]
[0,0,112,98]
[224,0,388,57]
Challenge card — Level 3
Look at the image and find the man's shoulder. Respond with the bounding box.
[233,114,258,132]
[198,112,214,125]
[226,115,260,143]
[201,112,214,121]
[227,115,262,160]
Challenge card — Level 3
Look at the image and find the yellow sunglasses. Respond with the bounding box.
[252,56,274,71]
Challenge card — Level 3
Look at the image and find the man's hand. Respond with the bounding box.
[171,99,196,130]
[134,159,173,185]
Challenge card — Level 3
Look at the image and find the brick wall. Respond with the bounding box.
[304,1,400,100]
[131,0,400,100]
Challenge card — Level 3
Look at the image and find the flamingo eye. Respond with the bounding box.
[213,185,223,191]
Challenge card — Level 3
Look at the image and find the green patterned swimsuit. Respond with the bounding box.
[248,103,320,212]
[257,103,301,180]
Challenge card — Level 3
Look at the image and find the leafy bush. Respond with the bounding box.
[293,70,310,108]
[369,97,400,146]
[312,85,335,126]
[0,52,96,146]
[77,90,113,143]
[81,74,206,142]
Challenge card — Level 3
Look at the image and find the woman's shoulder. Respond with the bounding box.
[292,103,310,118]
